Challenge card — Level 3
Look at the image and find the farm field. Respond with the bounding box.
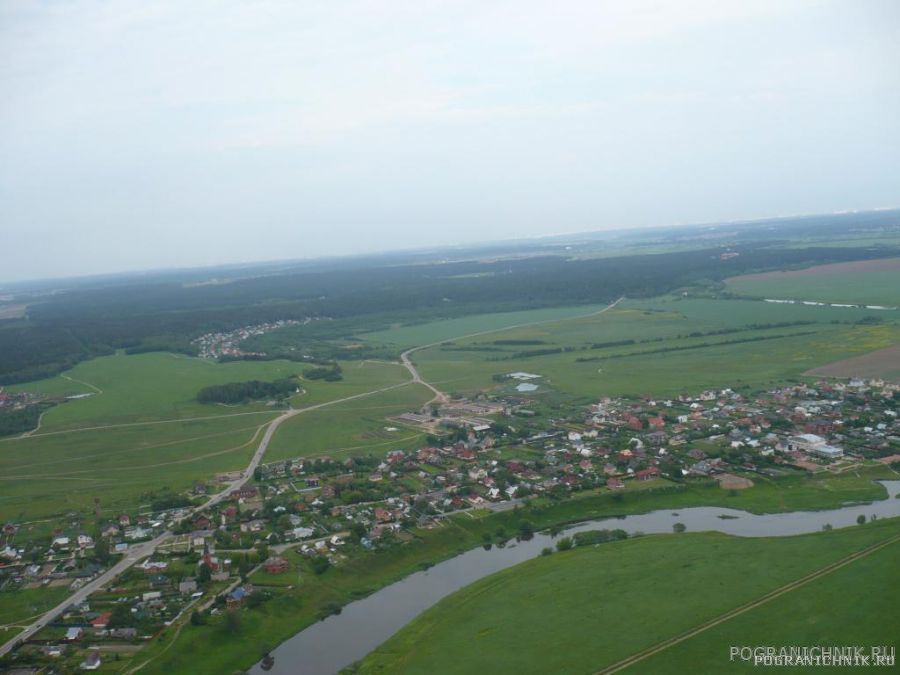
[0,587,70,633]
[264,382,434,462]
[357,304,610,348]
[403,298,900,400]
[804,344,900,384]
[0,356,414,523]
[0,413,278,523]
[631,530,900,673]
[725,257,900,306]
[355,518,900,675]
[6,352,410,432]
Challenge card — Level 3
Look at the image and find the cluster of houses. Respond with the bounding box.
[2,375,897,671]
[191,319,304,360]
[3,378,897,587]
[0,388,38,411]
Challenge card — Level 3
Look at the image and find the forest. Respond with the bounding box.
[2,212,899,385]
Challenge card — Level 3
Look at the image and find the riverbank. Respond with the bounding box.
[126,465,899,674]
[354,517,900,674]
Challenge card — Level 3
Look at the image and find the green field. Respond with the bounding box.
[358,304,610,348]
[0,413,277,522]
[264,382,434,461]
[4,296,898,524]
[0,354,414,523]
[6,352,300,430]
[726,262,900,306]
[633,531,900,673]
[128,467,897,675]
[0,587,70,631]
[356,518,900,674]
[7,352,410,432]
[401,298,900,399]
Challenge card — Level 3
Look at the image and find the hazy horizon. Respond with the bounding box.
[3,0,899,282]
[3,205,899,287]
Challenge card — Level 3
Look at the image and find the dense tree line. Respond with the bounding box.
[302,364,343,381]
[196,378,299,404]
[2,224,898,384]
[0,405,44,436]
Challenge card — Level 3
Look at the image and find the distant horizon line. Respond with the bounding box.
[3,205,898,289]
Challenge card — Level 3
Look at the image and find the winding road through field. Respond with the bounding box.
[0,297,622,659]
[0,380,411,658]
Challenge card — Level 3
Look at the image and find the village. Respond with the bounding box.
[191,320,306,360]
[1,375,898,670]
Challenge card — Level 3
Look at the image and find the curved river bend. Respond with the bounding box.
[252,481,900,675]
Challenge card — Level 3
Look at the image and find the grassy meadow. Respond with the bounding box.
[725,259,900,306]
[633,530,900,673]
[357,304,611,348]
[393,298,900,400]
[7,352,410,431]
[264,382,434,462]
[0,354,414,524]
[356,517,900,675]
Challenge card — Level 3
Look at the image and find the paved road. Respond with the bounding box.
[399,297,621,405]
[400,348,448,404]
[1,297,622,657]
[0,381,410,658]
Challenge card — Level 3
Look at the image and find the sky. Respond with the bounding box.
[1,0,899,281]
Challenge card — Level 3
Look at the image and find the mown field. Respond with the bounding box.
[0,354,413,524]
[7,352,409,431]
[357,304,611,349]
[725,258,900,306]
[392,298,900,400]
[264,382,434,462]
[632,529,900,673]
[355,517,900,675]
[0,587,70,633]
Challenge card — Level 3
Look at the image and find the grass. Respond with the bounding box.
[8,352,411,432]
[0,586,70,629]
[126,467,896,675]
[406,299,900,399]
[631,532,900,673]
[725,264,900,306]
[265,382,434,461]
[355,518,900,675]
[0,356,414,524]
[0,413,277,522]
[7,352,300,430]
[358,305,610,348]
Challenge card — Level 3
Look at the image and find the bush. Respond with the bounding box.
[556,537,573,552]
[311,556,331,575]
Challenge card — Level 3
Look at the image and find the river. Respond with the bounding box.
[251,481,900,675]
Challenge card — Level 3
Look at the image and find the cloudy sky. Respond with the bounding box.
[1,0,898,281]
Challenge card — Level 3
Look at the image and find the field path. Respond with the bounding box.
[0,409,280,443]
[0,380,412,658]
[0,297,624,659]
[61,372,103,394]
[400,297,622,403]
[593,532,900,674]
